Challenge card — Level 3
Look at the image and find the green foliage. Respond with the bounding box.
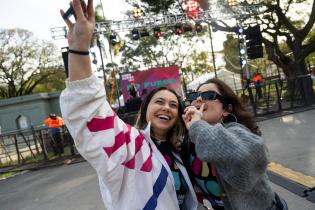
[305,27,315,65]
[139,0,176,13]
[0,28,63,98]
[120,26,212,79]
[95,5,105,22]
[223,34,241,74]
[32,67,66,93]
[188,50,213,76]
[0,172,19,180]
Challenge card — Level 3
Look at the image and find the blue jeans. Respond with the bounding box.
[268,193,288,210]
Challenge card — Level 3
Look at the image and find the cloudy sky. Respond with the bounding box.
[0,0,131,42]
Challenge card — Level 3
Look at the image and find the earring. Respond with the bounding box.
[222,113,238,124]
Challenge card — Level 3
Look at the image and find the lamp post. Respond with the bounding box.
[96,35,108,96]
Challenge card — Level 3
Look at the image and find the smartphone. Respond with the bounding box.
[62,0,86,20]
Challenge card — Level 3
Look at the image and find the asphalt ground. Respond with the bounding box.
[258,108,315,202]
[0,161,315,210]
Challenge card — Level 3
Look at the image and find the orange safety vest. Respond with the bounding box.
[44,116,64,128]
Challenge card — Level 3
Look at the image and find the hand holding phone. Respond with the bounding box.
[62,0,86,20]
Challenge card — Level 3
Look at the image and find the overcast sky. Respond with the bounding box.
[3,0,275,72]
[0,0,131,42]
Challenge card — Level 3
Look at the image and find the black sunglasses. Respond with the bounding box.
[186,90,225,102]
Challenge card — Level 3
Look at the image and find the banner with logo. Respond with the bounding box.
[120,66,182,103]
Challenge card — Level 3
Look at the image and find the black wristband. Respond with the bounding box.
[68,49,90,55]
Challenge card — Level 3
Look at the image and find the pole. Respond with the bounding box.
[96,35,108,96]
[207,22,217,78]
[107,37,121,108]
[99,0,106,20]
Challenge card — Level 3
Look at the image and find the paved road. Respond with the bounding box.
[258,109,315,178]
[0,162,104,210]
[1,161,315,210]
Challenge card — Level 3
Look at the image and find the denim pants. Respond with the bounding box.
[268,193,288,210]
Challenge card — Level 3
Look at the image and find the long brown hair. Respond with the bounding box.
[198,78,261,136]
[135,87,187,149]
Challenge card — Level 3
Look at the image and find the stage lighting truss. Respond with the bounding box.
[51,4,266,40]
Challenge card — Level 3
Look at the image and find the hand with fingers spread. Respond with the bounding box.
[182,103,205,129]
[60,0,94,81]
[60,0,95,51]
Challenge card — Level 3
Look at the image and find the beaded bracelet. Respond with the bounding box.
[68,49,90,55]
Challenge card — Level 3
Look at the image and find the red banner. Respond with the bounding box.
[120,66,182,103]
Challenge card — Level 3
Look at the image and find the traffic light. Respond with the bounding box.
[133,6,142,18]
[131,28,140,40]
[245,25,263,59]
[154,26,161,38]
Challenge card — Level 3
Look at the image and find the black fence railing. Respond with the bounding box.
[0,126,76,168]
[237,75,315,116]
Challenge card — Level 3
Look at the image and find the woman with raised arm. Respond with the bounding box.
[59,1,199,209]
[182,78,288,210]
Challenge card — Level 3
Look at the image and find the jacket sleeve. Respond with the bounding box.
[59,75,152,192]
[189,120,269,192]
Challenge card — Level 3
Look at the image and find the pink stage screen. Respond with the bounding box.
[120,66,182,103]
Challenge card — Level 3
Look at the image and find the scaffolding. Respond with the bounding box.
[51,4,265,39]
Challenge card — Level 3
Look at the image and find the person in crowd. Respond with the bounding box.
[141,88,148,100]
[252,71,263,99]
[125,82,142,113]
[182,78,288,210]
[44,113,65,155]
[59,1,200,209]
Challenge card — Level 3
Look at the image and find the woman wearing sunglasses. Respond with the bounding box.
[182,78,288,210]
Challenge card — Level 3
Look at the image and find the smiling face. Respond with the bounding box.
[192,83,229,124]
[146,90,179,139]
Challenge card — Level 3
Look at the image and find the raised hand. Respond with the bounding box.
[60,0,95,51]
[59,0,95,81]
[182,103,205,129]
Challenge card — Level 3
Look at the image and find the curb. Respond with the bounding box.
[0,155,85,174]
[267,162,315,203]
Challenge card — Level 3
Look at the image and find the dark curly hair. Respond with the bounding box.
[198,78,261,136]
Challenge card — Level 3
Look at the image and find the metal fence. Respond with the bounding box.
[236,75,315,116]
[0,126,76,167]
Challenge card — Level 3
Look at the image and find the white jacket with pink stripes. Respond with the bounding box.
[60,75,198,210]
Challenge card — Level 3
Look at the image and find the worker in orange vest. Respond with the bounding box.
[44,113,65,155]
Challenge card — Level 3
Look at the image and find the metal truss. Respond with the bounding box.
[51,4,266,40]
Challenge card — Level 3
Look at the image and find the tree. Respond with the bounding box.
[121,31,190,69]
[0,28,64,98]
[32,68,66,93]
[247,0,315,103]
[223,34,242,74]
[120,26,212,76]
[141,0,315,104]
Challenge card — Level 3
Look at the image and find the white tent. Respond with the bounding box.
[187,69,242,91]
